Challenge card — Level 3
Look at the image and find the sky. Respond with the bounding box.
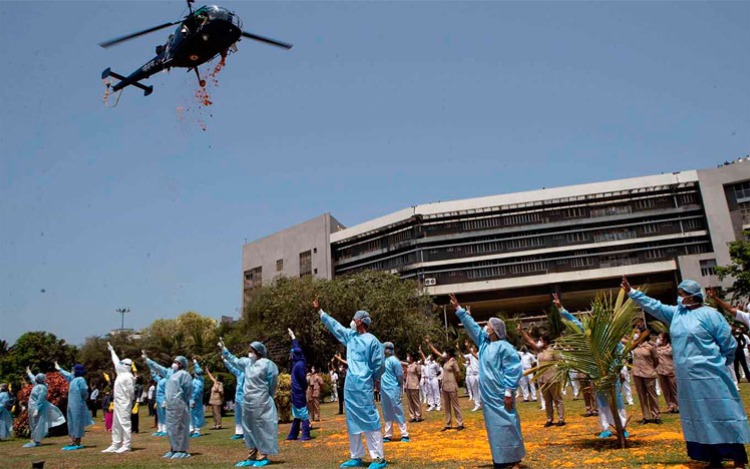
[1,1,748,346]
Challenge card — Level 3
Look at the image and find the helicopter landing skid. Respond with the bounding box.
[193,67,206,88]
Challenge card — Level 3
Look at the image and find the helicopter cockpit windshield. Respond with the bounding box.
[196,5,242,28]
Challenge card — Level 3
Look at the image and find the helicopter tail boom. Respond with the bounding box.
[102,68,154,96]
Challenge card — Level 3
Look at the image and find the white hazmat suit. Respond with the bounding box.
[102,344,135,453]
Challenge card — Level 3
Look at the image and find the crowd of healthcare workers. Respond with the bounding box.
[3,276,750,469]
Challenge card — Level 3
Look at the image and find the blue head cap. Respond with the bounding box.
[383,341,395,354]
[193,360,203,376]
[35,373,46,384]
[251,341,268,358]
[291,343,305,363]
[73,364,86,377]
[678,279,704,300]
[353,310,372,326]
[174,356,189,370]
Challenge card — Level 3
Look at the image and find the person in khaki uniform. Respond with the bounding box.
[655,332,678,414]
[631,331,661,424]
[400,352,423,422]
[205,367,224,430]
[306,367,324,422]
[519,328,565,427]
[425,338,464,431]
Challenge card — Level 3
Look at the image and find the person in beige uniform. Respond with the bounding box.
[631,332,661,424]
[425,338,464,431]
[306,367,324,422]
[205,367,224,430]
[400,353,423,422]
[519,328,565,427]
[655,332,678,414]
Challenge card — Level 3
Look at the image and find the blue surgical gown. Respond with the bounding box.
[381,355,406,424]
[165,369,192,452]
[151,372,167,427]
[223,359,245,429]
[28,383,65,443]
[321,311,385,435]
[59,368,94,438]
[629,290,750,445]
[0,391,13,440]
[224,349,279,455]
[190,375,205,430]
[457,307,525,464]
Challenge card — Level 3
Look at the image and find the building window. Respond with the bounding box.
[299,250,312,277]
[678,192,698,206]
[645,249,665,260]
[739,202,750,226]
[571,257,594,268]
[313,247,318,254]
[244,267,262,289]
[642,223,659,234]
[314,268,318,275]
[276,259,283,272]
[591,205,632,218]
[563,207,586,219]
[700,259,717,277]
[566,232,590,243]
[635,198,656,210]
[732,182,750,202]
[683,218,703,231]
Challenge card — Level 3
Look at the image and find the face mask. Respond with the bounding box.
[248,352,256,359]
[350,320,357,331]
[656,339,662,346]
[536,341,544,348]
[171,363,179,371]
[633,334,640,341]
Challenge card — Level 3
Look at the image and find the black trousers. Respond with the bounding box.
[337,387,345,414]
[734,348,750,383]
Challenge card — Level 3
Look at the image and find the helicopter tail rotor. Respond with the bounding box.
[241,31,293,50]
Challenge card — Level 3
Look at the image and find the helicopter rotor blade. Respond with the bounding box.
[99,21,182,48]
[241,31,293,50]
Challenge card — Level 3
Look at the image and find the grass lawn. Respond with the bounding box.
[3,385,750,468]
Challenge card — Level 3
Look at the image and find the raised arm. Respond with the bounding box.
[143,351,169,378]
[222,358,242,377]
[450,293,484,348]
[319,309,354,346]
[26,367,35,382]
[108,342,120,369]
[518,325,542,353]
[709,288,750,328]
[55,362,74,383]
[205,366,217,384]
[424,337,443,358]
[418,345,426,362]
[622,276,677,325]
[333,353,348,366]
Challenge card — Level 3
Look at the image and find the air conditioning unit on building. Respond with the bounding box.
[423,278,437,286]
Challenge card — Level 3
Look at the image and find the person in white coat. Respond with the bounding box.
[102,342,135,453]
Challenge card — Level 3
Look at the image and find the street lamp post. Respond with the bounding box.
[115,308,131,331]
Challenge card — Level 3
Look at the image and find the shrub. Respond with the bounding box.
[14,372,69,438]
[274,373,292,423]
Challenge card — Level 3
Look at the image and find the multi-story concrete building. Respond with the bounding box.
[243,159,749,317]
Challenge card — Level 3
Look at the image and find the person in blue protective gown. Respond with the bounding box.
[55,362,94,450]
[381,341,409,443]
[150,371,168,436]
[221,338,279,468]
[165,356,193,459]
[551,293,629,439]
[0,383,15,441]
[623,276,750,469]
[23,368,66,448]
[189,358,206,438]
[449,294,525,469]
[313,298,387,469]
[222,354,245,440]
[286,328,312,441]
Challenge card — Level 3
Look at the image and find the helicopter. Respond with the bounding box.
[100,0,292,96]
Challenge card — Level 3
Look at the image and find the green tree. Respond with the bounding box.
[0,332,78,389]
[716,231,750,303]
[240,271,443,370]
[139,311,220,365]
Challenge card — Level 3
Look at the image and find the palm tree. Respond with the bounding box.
[533,288,644,448]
